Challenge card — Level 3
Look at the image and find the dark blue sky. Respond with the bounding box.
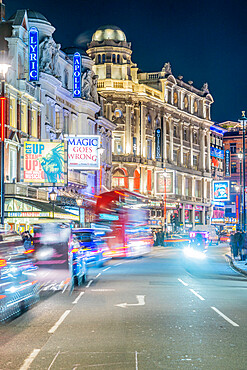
[6,0,247,123]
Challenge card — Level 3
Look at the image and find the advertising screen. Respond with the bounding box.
[67,136,100,170]
[156,171,174,195]
[22,140,67,186]
[213,181,230,201]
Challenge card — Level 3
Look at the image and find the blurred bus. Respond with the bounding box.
[31,220,87,288]
[94,190,153,258]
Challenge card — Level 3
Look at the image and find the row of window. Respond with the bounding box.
[9,97,38,137]
[167,90,210,119]
[96,54,121,64]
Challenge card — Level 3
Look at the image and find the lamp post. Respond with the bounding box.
[0,54,11,227]
[238,150,243,230]
[239,112,247,232]
[49,189,57,219]
[163,170,167,234]
[97,144,105,194]
[235,185,240,227]
[76,197,83,227]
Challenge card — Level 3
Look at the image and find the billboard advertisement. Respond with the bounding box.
[22,140,67,186]
[67,136,100,170]
[155,170,174,195]
[213,181,230,201]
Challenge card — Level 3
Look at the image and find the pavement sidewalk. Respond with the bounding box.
[226,254,247,276]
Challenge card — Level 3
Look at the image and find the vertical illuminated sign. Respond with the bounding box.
[155,128,162,160]
[29,27,39,81]
[73,52,81,98]
[225,149,230,177]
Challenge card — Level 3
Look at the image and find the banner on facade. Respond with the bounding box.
[67,135,100,170]
[210,147,224,159]
[29,27,39,82]
[21,140,67,186]
[155,170,174,195]
[213,180,230,201]
[225,149,230,177]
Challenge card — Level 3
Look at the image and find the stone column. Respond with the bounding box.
[140,103,145,157]
[202,206,206,226]
[199,128,205,170]
[206,130,211,171]
[169,119,173,161]
[180,121,183,165]
[190,125,193,168]
[105,102,112,120]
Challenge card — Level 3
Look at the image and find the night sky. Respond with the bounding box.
[5,0,247,123]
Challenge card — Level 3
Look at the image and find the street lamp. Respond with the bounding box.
[238,112,247,232]
[49,189,57,219]
[235,185,240,227]
[0,52,11,227]
[163,170,167,234]
[238,150,243,229]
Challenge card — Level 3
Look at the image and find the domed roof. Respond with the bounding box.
[92,25,126,42]
[9,9,50,24]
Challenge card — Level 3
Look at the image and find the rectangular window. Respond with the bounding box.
[183,152,188,168]
[173,125,177,137]
[193,155,198,169]
[230,143,236,154]
[21,104,28,133]
[231,162,237,173]
[9,148,17,182]
[147,139,152,159]
[31,109,37,137]
[183,128,187,141]
[173,150,178,164]
[9,98,17,128]
[114,136,123,154]
[64,114,69,135]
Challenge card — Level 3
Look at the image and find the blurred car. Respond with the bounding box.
[0,231,39,322]
[72,228,110,267]
[189,231,209,250]
[219,232,230,243]
[164,234,190,248]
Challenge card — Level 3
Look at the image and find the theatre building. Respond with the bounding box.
[87,25,213,229]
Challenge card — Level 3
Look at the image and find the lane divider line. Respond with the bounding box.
[72,291,84,305]
[135,351,138,370]
[95,273,101,279]
[178,278,189,286]
[211,306,239,327]
[190,289,205,301]
[86,279,93,288]
[19,349,41,370]
[114,263,122,266]
[48,310,71,334]
[47,351,60,370]
[102,267,111,272]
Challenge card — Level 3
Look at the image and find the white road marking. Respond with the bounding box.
[19,349,40,370]
[102,267,111,272]
[48,310,71,334]
[115,295,145,308]
[178,278,189,286]
[86,279,93,288]
[72,291,84,304]
[114,263,122,266]
[47,351,60,370]
[95,273,101,278]
[135,351,138,370]
[211,306,239,327]
[189,289,205,301]
[91,289,115,292]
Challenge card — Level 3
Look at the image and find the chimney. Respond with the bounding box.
[0,1,5,22]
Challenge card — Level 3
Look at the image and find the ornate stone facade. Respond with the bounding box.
[87,25,213,229]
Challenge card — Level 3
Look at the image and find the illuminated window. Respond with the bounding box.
[173,91,178,106]
[114,136,124,154]
[194,100,198,113]
[112,169,126,188]
[184,95,188,110]
[9,97,16,128]
[231,162,237,174]
[31,109,37,137]
[21,104,28,133]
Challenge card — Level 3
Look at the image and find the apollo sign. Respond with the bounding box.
[29,27,39,81]
[73,52,81,97]
[67,135,100,170]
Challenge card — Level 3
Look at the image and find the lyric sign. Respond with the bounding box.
[29,27,39,81]
[67,136,100,170]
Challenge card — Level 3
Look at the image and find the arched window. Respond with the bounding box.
[112,54,116,63]
[112,168,128,188]
[102,54,106,63]
[117,54,120,64]
[184,95,188,111]
[194,100,198,114]
[98,54,101,64]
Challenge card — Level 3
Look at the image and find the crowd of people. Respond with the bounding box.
[230,230,247,261]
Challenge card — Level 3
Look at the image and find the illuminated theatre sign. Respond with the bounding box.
[73,52,81,97]
[67,136,100,170]
[29,27,39,81]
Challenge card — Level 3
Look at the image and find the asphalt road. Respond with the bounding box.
[1,244,247,370]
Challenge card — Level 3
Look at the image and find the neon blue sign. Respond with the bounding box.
[29,27,39,81]
[73,52,81,98]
